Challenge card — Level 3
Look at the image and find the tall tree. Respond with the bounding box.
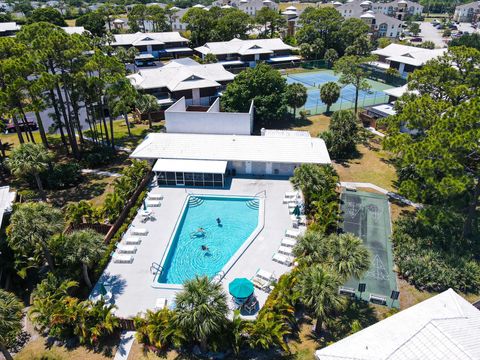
[137,94,159,129]
[334,55,374,114]
[27,7,67,26]
[324,48,339,68]
[285,83,307,119]
[76,11,107,37]
[0,290,23,360]
[320,81,340,113]
[222,63,287,127]
[63,229,107,288]
[320,110,361,159]
[7,202,64,273]
[182,7,217,46]
[128,4,148,32]
[7,143,52,199]
[173,276,228,352]
[255,7,286,38]
[295,264,343,334]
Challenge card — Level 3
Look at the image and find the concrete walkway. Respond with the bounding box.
[339,182,422,209]
[114,331,136,360]
[81,169,122,177]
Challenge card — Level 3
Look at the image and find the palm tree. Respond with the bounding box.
[73,299,118,346]
[8,202,64,272]
[7,143,52,200]
[65,200,97,225]
[285,83,308,120]
[173,276,228,352]
[137,94,160,129]
[135,308,184,350]
[0,290,23,360]
[295,264,343,334]
[246,312,290,352]
[63,229,107,288]
[330,233,370,281]
[320,82,341,113]
[103,191,124,223]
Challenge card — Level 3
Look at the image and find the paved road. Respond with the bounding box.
[419,22,446,48]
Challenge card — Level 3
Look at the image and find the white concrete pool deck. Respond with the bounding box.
[92,177,299,319]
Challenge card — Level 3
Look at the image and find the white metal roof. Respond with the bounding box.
[315,289,480,360]
[61,26,87,35]
[127,62,234,91]
[131,133,331,165]
[371,104,396,116]
[372,44,447,67]
[263,130,311,138]
[153,158,227,173]
[383,84,419,98]
[268,55,301,62]
[195,38,293,56]
[112,32,188,47]
[0,186,15,229]
[0,22,20,32]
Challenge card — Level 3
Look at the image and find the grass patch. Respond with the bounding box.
[14,336,116,360]
[333,140,398,192]
[0,132,62,156]
[65,19,77,26]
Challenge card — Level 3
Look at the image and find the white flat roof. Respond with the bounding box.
[383,84,419,98]
[153,158,227,173]
[268,55,301,62]
[371,104,396,116]
[315,289,480,360]
[131,133,331,165]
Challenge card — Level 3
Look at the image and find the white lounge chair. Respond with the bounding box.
[285,229,301,238]
[288,202,298,209]
[285,191,298,198]
[291,215,307,225]
[112,253,134,263]
[272,253,294,266]
[148,193,163,200]
[131,227,148,235]
[146,199,161,207]
[281,237,297,247]
[278,246,293,255]
[116,244,137,254]
[252,269,276,291]
[125,237,142,245]
[155,298,167,310]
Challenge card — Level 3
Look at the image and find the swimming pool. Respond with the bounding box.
[157,195,261,285]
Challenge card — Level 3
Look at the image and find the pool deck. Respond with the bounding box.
[92,177,298,319]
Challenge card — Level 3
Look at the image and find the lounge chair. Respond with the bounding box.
[155,298,167,310]
[288,202,298,209]
[252,269,276,292]
[130,227,148,235]
[112,253,134,263]
[278,246,293,255]
[244,296,258,314]
[291,215,307,225]
[284,191,298,198]
[125,237,142,245]
[146,199,161,207]
[148,193,163,200]
[116,244,137,254]
[272,253,294,266]
[281,237,297,247]
[285,229,301,238]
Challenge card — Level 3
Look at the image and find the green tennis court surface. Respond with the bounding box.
[285,70,393,115]
[340,191,399,308]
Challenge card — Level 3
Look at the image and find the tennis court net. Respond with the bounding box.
[287,73,317,88]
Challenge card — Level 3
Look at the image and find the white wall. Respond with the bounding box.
[165,97,254,135]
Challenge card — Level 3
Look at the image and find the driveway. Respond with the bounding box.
[419,22,446,48]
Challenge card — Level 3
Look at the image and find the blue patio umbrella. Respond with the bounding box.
[293,205,301,217]
[99,283,107,296]
[229,278,254,299]
[143,199,147,210]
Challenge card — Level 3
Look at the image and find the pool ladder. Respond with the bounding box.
[150,262,163,276]
[188,196,204,207]
[246,199,260,210]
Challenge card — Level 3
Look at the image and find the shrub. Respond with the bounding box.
[41,163,82,189]
[82,146,116,168]
[18,189,39,201]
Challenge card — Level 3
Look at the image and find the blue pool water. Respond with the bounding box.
[158,196,259,284]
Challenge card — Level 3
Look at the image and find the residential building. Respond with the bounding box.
[165,97,254,135]
[372,0,423,20]
[111,31,192,59]
[371,43,446,77]
[0,186,16,229]
[315,288,480,360]
[127,58,235,107]
[61,26,87,35]
[0,22,20,37]
[195,38,299,67]
[335,1,404,38]
[131,131,330,185]
[453,1,480,22]
[213,0,279,16]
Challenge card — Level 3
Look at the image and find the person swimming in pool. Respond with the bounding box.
[216,218,221,226]
[201,245,209,251]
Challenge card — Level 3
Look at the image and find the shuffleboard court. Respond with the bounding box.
[340,190,399,308]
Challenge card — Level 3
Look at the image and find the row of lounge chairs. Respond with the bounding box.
[112,226,149,263]
[272,228,303,267]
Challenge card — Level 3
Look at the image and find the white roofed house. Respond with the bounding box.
[195,38,300,68]
[0,22,21,37]
[111,32,192,60]
[131,132,331,186]
[127,58,235,108]
[453,1,480,22]
[315,289,480,360]
[371,43,447,77]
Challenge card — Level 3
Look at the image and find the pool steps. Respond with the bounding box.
[188,196,204,207]
[246,199,260,210]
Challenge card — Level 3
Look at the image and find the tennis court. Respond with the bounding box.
[285,70,393,115]
[340,191,399,308]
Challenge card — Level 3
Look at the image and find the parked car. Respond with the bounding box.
[5,120,38,134]
[448,24,458,30]
[410,37,423,42]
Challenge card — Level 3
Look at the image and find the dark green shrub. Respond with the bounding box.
[82,146,116,168]
[43,163,82,189]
